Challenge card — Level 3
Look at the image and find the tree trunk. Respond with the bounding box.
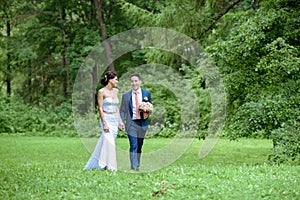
[93,64,98,108]
[59,0,69,98]
[6,18,11,97]
[93,0,115,72]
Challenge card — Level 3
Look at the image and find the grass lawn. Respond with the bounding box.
[0,135,299,199]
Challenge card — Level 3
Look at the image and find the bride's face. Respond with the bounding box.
[109,76,118,87]
[130,76,141,91]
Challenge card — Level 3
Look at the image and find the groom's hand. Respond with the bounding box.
[143,112,149,119]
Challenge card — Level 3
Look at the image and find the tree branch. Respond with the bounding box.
[200,0,243,38]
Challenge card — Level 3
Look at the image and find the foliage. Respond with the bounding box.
[179,64,212,139]
[0,0,137,104]
[0,96,76,136]
[120,0,251,67]
[227,96,299,139]
[119,0,246,138]
[1,136,300,199]
[0,0,299,164]
[120,0,249,41]
[270,120,300,164]
[147,84,180,138]
[206,0,300,162]
[1,0,246,139]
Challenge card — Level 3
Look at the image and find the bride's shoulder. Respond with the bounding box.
[98,88,105,93]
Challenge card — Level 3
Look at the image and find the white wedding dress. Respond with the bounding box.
[84,98,119,171]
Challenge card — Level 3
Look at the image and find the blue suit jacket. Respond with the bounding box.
[120,89,152,133]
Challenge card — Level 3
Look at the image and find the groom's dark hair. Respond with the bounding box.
[130,73,141,80]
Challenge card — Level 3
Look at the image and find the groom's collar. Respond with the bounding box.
[132,88,142,94]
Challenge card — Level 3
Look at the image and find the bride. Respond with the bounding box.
[84,71,124,171]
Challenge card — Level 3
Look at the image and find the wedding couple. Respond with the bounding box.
[84,71,152,171]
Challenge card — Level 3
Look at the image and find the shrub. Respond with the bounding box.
[269,120,300,164]
[0,97,76,136]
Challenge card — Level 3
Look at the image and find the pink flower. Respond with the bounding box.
[139,102,153,112]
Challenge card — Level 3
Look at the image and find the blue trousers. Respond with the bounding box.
[128,121,146,169]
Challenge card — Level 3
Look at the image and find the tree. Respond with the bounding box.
[4,0,102,105]
[119,0,250,135]
[93,0,115,72]
[207,0,300,162]
[0,0,24,97]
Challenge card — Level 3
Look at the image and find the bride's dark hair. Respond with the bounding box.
[100,71,117,86]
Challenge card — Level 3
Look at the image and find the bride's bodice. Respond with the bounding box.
[102,98,119,113]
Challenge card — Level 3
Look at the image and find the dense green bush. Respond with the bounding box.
[143,68,212,138]
[269,120,300,164]
[0,90,209,138]
[227,97,298,139]
[178,64,212,139]
[0,97,76,136]
[149,87,180,138]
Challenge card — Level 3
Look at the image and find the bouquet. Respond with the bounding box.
[138,97,153,119]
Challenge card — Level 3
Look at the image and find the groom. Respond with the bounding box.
[120,73,152,171]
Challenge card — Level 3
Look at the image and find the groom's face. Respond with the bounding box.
[130,76,141,91]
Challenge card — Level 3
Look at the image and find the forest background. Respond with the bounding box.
[0,0,299,163]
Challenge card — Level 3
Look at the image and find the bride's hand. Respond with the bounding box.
[118,122,124,130]
[103,123,109,132]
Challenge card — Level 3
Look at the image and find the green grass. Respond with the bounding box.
[0,135,299,199]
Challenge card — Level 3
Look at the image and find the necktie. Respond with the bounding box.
[135,91,140,119]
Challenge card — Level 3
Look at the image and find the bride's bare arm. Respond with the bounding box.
[115,89,124,130]
[98,90,109,132]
